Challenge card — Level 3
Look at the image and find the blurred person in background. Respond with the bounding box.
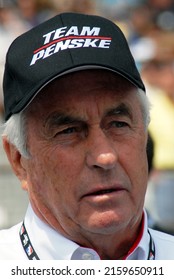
[134,32,174,234]
[51,0,96,15]
[147,0,174,31]
[16,0,56,30]
[127,0,174,48]
[128,3,158,45]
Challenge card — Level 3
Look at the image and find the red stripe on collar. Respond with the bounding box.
[123,213,144,260]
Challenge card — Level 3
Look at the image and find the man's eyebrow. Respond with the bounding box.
[44,112,84,128]
[106,103,133,119]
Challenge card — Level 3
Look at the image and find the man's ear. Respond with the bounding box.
[2,136,28,190]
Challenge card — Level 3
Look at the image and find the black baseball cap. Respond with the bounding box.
[3,12,145,121]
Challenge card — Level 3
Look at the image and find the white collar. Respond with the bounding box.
[24,204,150,260]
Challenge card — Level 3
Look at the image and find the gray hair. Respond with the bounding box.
[2,112,30,158]
[2,89,151,158]
[137,89,151,128]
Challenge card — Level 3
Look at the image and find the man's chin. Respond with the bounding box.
[81,212,128,235]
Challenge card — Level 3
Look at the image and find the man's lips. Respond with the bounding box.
[81,185,126,199]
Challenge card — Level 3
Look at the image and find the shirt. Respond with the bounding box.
[0,204,174,260]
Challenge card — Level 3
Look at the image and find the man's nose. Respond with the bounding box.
[86,129,118,170]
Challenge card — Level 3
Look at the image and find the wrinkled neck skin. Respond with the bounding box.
[30,201,143,260]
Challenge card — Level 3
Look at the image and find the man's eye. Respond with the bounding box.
[111,121,128,128]
[59,127,77,135]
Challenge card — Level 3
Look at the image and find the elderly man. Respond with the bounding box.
[1,12,174,260]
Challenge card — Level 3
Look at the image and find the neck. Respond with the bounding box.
[77,216,144,260]
[31,202,144,260]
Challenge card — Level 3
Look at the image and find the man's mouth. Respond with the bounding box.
[82,185,125,199]
[90,189,117,196]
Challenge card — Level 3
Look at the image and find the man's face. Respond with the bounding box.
[22,70,148,241]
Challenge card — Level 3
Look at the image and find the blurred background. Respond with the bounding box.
[1,0,174,234]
